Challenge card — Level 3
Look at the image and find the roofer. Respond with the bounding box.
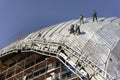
[80,14,84,24]
[69,24,75,34]
[77,25,81,35]
[76,24,81,35]
[74,24,80,34]
[92,10,98,22]
[74,24,78,34]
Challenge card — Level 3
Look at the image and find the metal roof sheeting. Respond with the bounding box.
[0,17,120,79]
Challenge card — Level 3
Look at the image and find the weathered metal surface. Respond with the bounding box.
[0,17,120,80]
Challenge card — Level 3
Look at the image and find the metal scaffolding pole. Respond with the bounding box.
[32,54,36,79]
[5,66,9,80]
[59,62,62,80]
[23,55,26,79]
[45,58,48,80]
[14,61,17,80]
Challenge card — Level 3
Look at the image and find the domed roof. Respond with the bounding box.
[0,17,120,79]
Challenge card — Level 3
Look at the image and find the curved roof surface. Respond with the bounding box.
[0,17,120,79]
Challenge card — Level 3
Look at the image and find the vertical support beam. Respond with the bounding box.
[5,66,9,79]
[45,58,48,79]
[23,55,26,79]
[32,54,36,79]
[14,63,17,74]
[59,62,62,80]
[34,54,36,67]
[14,61,17,80]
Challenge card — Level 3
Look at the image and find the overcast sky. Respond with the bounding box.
[0,0,120,49]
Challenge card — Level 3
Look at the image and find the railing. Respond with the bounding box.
[5,57,53,80]
[0,39,114,80]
